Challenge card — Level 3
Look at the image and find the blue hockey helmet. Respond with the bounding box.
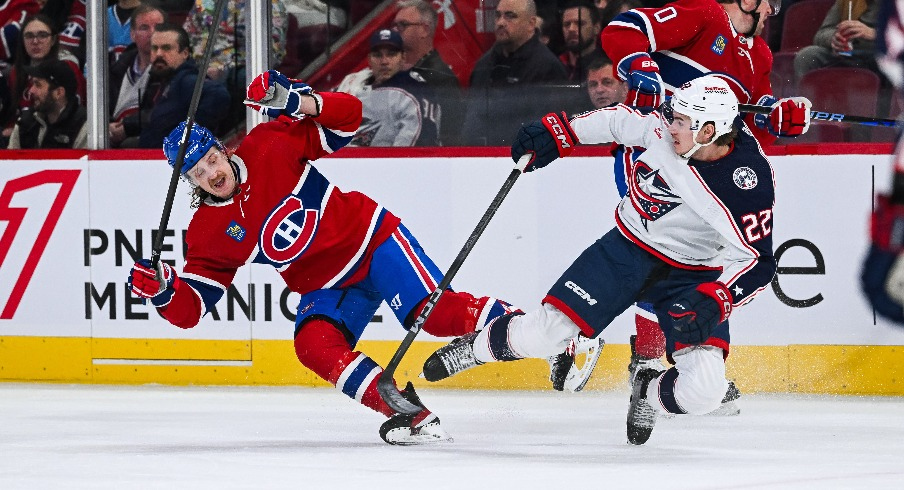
[163,121,223,175]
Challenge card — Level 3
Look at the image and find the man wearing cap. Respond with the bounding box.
[335,28,439,146]
[7,59,86,149]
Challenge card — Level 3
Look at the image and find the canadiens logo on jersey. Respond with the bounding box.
[733,167,758,190]
[630,161,681,228]
[711,35,727,55]
[259,196,319,265]
[225,221,246,242]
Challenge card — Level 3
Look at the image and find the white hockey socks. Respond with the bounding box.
[472,303,580,363]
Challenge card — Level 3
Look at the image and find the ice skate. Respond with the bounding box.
[379,382,452,445]
[627,367,663,445]
[548,335,605,392]
[627,335,667,388]
[422,331,483,382]
[706,380,742,416]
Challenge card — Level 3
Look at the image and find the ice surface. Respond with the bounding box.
[0,384,902,489]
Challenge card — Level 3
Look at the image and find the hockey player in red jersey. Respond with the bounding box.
[128,69,516,445]
[564,0,808,398]
[423,75,777,445]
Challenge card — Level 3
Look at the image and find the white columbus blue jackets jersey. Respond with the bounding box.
[569,105,777,306]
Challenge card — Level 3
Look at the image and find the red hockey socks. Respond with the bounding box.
[634,312,666,359]
[412,292,519,337]
[293,319,395,417]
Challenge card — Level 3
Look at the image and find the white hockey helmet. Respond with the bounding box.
[666,75,739,158]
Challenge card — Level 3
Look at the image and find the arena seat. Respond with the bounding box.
[778,0,834,53]
[797,67,882,142]
[770,52,797,98]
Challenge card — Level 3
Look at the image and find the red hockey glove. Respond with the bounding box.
[755,96,811,137]
[244,69,316,119]
[129,259,177,307]
[617,53,663,110]
[668,282,732,345]
[511,112,578,172]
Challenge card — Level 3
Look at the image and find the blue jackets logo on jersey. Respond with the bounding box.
[630,161,681,228]
[711,35,727,55]
[226,221,246,242]
[733,167,758,190]
[259,196,319,265]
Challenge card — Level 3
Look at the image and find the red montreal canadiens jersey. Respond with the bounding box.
[601,0,776,144]
[161,92,402,328]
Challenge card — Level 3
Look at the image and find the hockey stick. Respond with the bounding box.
[738,103,902,128]
[377,154,533,414]
[150,0,229,268]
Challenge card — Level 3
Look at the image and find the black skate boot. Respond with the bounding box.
[627,334,666,388]
[548,335,605,392]
[422,331,483,382]
[706,379,742,416]
[548,350,573,392]
[379,382,452,445]
[627,367,663,445]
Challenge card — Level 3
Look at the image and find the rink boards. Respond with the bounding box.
[1,148,903,394]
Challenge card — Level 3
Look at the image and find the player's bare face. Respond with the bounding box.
[189,147,236,199]
[667,112,696,155]
[753,0,774,36]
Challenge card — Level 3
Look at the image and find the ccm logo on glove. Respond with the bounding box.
[544,114,574,150]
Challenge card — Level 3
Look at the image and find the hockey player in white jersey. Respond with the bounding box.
[422,75,778,445]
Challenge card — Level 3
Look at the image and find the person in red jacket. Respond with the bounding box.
[128,69,516,445]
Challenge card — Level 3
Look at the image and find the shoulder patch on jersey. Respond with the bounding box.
[226,221,246,242]
[733,167,758,190]
[711,35,727,55]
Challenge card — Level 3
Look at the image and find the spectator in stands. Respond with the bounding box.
[284,0,348,30]
[1,0,41,66]
[584,55,626,110]
[598,0,643,27]
[110,22,229,148]
[559,0,604,82]
[392,0,461,145]
[462,0,568,145]
[42,0,86,56]
[108,5,166,130]
[794,0,882,80]
[108,0,141,62]
[336,28,439,146]
[183,0,287,129]
[1,13,85,139]
[7,59,85,148]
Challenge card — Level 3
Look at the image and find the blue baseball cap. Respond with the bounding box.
[162,122,222,175]
[370,28,403,51]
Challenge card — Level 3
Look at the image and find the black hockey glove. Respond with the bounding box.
[511,112,578,172]
[668,282,732,345]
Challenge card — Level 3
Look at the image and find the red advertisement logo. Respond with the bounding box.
[0,170,80,319]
